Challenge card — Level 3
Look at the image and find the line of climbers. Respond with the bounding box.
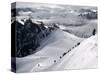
[53,42,80,63]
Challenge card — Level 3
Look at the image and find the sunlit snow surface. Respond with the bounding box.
[16,30,97,72]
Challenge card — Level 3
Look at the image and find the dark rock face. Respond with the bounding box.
[92,29,96,35]
[12,19,50,57]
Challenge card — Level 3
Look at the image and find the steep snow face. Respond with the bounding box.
[51,34,98,70]
[16,30,83,72]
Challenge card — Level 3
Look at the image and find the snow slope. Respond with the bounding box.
[16,30,97,73]
[49,34,98,71]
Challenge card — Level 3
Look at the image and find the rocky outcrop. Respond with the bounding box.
[12,19,51,57]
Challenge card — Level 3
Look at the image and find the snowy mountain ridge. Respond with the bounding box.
[51,34,98,70]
